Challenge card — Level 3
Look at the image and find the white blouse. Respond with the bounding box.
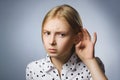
[26,53,104,80]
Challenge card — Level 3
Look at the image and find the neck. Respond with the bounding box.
[50,52,73,74]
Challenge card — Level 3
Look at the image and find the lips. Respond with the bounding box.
[48,48,57,53]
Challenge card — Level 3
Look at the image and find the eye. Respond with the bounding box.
[43,31,50,36]
[59,33,66,37]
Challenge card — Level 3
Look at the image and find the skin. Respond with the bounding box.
[42,17,107,80]
[42,17,76,71]
[76,29,108,80]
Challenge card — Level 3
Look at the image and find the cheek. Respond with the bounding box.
[43,37,49,47]
[57,38,74,50]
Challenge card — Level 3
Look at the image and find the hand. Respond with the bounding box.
[75,28,97,63]
[75,29,108,80]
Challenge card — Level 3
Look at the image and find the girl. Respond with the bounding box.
[26,4,107,80]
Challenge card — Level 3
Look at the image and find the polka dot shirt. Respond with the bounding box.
[26,53,105,80]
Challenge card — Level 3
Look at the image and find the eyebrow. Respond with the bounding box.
[42,29,48,32]
[43,29,68,33]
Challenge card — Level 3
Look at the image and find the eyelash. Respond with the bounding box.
[43,32,66,37]
[59,33,66,37]
[44,32,50,35]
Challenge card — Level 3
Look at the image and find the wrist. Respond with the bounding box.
[83,58,108,80]
[82,58,97,67]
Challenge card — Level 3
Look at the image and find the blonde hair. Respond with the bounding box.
[42,4,83,34]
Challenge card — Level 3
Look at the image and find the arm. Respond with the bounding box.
[75,28,108,80]
[84,57,107,80]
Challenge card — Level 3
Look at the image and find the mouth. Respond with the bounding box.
[48,48,57,53]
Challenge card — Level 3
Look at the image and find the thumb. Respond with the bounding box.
[93,32,97,45]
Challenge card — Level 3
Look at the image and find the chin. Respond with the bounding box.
[48,53,59,57]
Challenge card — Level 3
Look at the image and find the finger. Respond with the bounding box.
[77,32,83,41]
[84,28,91,40]
[93,32,97,45]
[83,28,91,40]
[75,41,82,49]
[82,29,86,40]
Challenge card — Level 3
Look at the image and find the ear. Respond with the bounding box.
[74,32,82,44]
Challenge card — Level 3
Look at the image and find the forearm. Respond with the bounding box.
[84,58,108,80]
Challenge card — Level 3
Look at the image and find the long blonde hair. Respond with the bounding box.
[42,4,83,34]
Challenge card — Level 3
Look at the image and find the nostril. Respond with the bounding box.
[50,41,56,45]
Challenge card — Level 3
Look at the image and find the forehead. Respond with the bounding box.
[43,17,73,32]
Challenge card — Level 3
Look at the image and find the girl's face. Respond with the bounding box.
[42,18,76,58]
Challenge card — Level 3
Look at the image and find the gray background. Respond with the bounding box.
[0,0,120,80]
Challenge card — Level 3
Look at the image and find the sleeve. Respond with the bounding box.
[26,63,34,80]
[96,57,105,73]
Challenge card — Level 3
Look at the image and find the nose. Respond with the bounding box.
[49,35,56,46]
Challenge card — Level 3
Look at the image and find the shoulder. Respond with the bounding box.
[26,58,46,71]
[77,57,105,73]
[26,58,46,80]
[77,57,105,72]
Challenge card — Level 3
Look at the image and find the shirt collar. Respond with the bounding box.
[62,53,79,71]
[42,55,55,72]
[42,53,80,72]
